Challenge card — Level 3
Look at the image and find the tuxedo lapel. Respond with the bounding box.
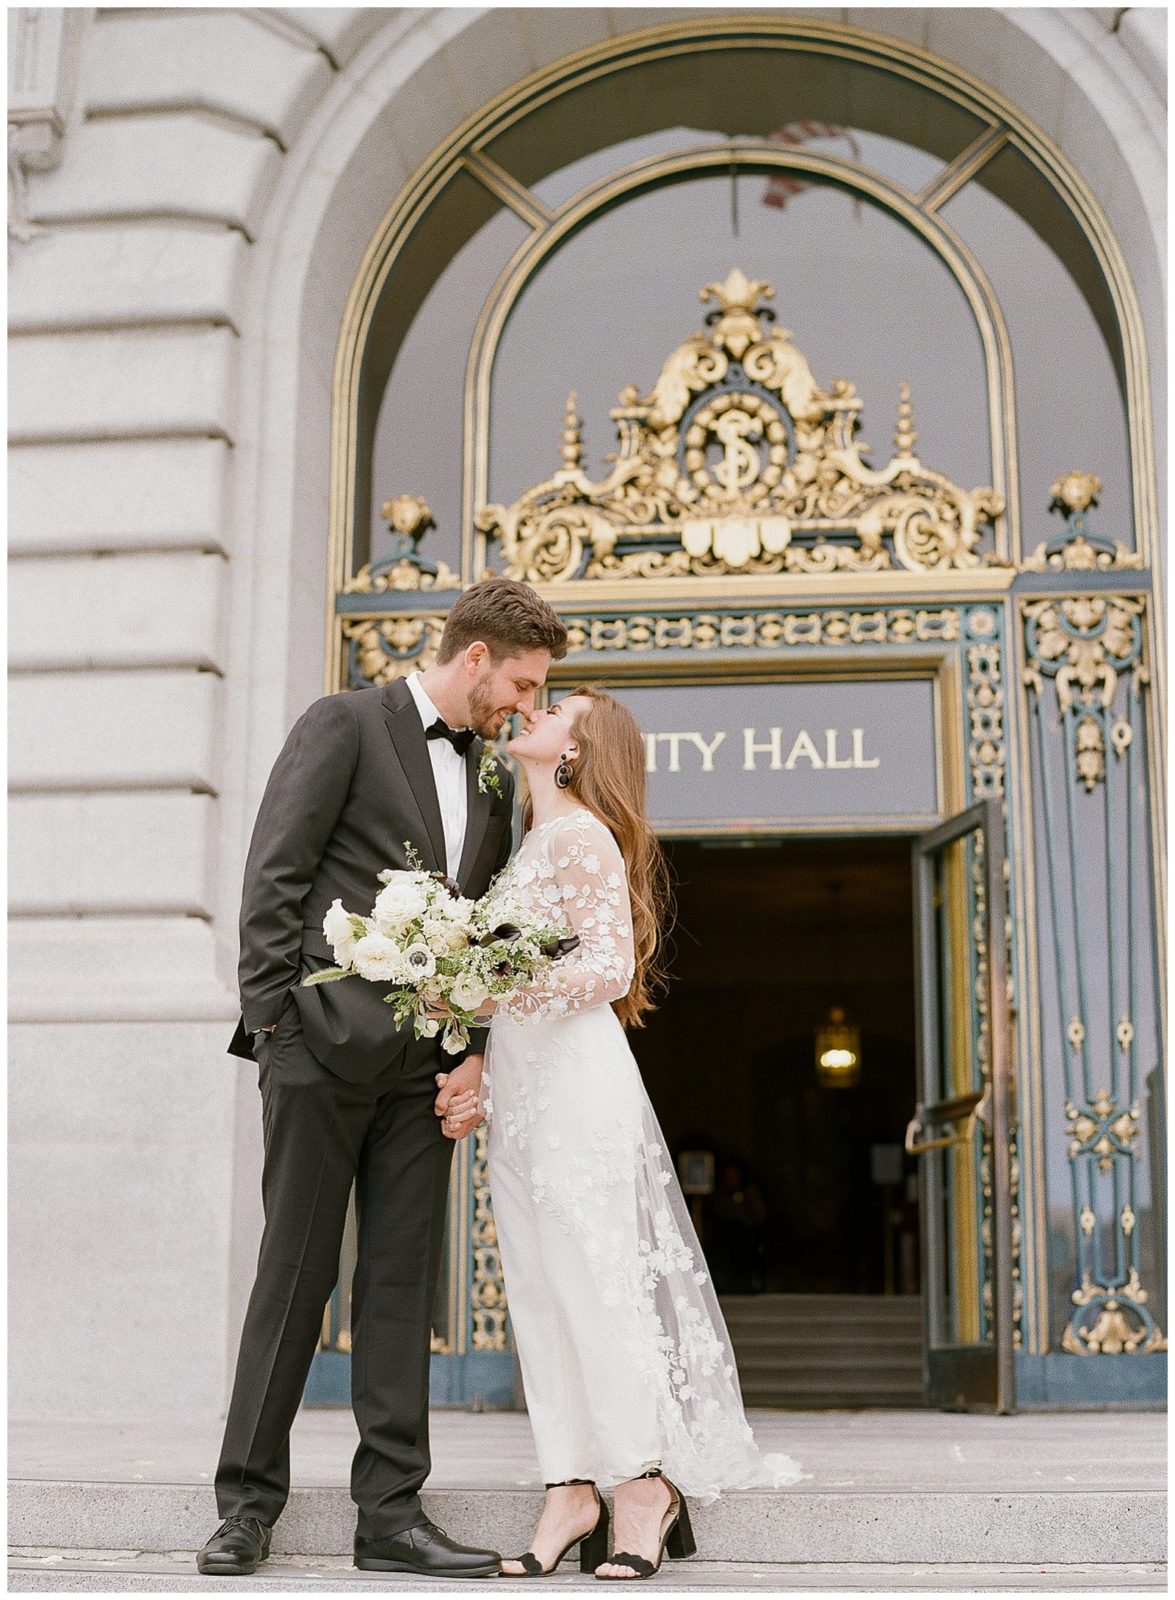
[380,678,447,873]
[456,741,494,888]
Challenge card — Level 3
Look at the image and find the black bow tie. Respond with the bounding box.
[426,717,475,755]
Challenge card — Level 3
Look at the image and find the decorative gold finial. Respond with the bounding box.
[700,268,774,315]
[699,269,776,361]
[1049,471,1102,515]
[561,391,583,470]
[379,493,434,542]
[894,381,917,456]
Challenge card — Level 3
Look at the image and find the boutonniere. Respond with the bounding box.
[477,745,504,799]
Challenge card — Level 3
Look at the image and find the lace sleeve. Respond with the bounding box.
[501,812,634,1020]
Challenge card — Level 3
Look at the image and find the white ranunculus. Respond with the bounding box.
[449,973,491,1013]
[402,942,437,980]
[434,893,473,925]
[322,898,363,967]
[372,873,430,934]
[422,916,468,957]
[352,933,407,983]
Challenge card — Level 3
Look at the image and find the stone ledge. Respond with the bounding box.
[6,1481,1166,1566]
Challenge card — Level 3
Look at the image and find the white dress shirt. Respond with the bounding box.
[405,673,469,881]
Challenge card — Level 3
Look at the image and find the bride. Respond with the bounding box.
[439,686,803,1580]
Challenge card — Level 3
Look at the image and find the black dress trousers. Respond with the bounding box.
[214,998,454,1537]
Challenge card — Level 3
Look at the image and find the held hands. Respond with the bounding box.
[435,1055,486,1141]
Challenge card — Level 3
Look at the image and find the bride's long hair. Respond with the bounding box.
[522,685,672,1029]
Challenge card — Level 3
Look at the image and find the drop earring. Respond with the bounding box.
[555,752,575,789]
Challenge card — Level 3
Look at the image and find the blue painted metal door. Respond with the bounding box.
[908,798,1016,1412]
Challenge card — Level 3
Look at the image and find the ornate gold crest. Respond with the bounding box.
[479,269,1006,582]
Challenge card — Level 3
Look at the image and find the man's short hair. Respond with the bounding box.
[436,577,568,664]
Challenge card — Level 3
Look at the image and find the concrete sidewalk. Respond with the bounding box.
[9,1407,1166,1492]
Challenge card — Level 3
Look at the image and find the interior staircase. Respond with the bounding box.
[721,1293,925,1408]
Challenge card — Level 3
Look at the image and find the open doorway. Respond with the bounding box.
[635,835,924,1406]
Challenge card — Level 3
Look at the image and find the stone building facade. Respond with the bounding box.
[8,7,1166,1421]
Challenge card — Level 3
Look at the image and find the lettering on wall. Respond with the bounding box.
[645,728,880,772]
[559,679,939,824]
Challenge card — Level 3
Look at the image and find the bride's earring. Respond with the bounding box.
[555,752,575,789]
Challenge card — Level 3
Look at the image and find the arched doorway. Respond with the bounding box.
[299,15,1163,1409]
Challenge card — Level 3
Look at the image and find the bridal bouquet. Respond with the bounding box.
[302,844,577,1054]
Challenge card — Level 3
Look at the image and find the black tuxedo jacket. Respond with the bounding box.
[227,677,515,1082]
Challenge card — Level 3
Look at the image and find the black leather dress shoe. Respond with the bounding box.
[196,1515,272,1575]
[354,1519,501,1577]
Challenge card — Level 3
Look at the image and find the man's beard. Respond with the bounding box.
[467,678,509,739]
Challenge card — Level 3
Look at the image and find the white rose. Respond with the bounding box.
[322,898,363,967]
[352,933,407,983]
[372,873,430,934]
[450,973,491,1012]
[402,942,437,981]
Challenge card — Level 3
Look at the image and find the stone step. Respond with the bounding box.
[720,1298,923,1325]
[730,1318,923,1337]
[7,1481,1165,1567]
[741,1391,926,1410]
[740,1377,925,1396]
[727,1327,923,1351]
[735,1349,923,1374]
[723,1296,925,1407]
[7,1550,1167,1592]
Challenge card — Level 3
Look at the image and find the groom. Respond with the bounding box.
[200,578,568,1578]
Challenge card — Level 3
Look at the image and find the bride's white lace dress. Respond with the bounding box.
[481,806,804,1502]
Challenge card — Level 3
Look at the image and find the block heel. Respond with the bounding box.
[579,1494,611,1572]
[664,1492,695,1559]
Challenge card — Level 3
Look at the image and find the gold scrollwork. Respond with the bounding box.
[479,271,1005,582]
[1021,475,1143,571]
[346,495,461,594]
[470,1126,508,1352]
[342,615,446,685]
[563,606,960,656]
[1021,591,1147,791]
[1062,1272,1167,1355]
[973,828,1024,1351]
[1064,1089,1140,1173]
[967,637,1005,799]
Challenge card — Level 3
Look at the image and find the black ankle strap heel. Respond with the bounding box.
[596,1468,696,1580]
[511,1480,610,1577]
